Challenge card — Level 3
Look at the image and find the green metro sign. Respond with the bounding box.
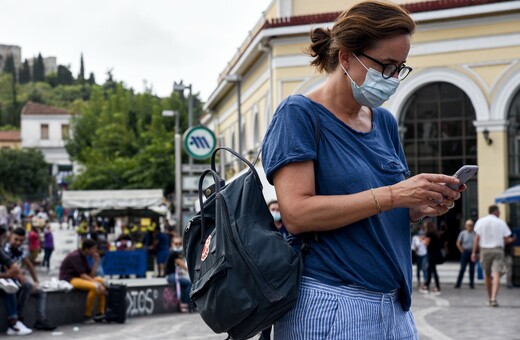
[183,126,217,159]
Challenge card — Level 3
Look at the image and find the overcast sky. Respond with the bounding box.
[0,0,273,100]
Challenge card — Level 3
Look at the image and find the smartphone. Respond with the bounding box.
[446,165,478,190]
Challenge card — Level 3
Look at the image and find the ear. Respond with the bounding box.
[338,50,351,69]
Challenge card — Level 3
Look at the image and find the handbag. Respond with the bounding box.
[183,147,302,340]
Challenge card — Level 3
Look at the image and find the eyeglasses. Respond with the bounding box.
[358,53,413,80]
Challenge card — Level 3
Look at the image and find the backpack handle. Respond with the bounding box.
[211,147,262,190]
[198,169,222,243]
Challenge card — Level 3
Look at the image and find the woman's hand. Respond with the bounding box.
[400,173,466,221]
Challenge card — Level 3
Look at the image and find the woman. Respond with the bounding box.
[262,1,463,338]
[150,226,170,277]
[165,235,192,313]
[42,224,54,271]
[421,220,444,295]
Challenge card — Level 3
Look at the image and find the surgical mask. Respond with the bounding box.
[340,55,400,108]
[271,211,281,222]
[173,247,183,253]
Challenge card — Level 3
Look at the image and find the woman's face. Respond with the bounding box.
[348,34,411,85]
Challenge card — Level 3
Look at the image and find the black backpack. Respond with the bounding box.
[183,147,303,340]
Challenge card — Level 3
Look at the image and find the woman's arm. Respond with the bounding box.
[273,160,461,234]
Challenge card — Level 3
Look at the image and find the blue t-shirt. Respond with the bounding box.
[262,94,413,310]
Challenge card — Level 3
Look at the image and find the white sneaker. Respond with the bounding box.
[0,279,19,294]
[6,321,32,336]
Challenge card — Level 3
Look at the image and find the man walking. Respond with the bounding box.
[472,205,514,307]
[455,219,476,289]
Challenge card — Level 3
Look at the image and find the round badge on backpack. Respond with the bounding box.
[201,235,211,261]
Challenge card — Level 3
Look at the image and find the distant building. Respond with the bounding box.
[0,44,22,73]
[0,131,21,149]
[20,101,73,183]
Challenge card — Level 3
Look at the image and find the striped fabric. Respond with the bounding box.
[274,276,418,340]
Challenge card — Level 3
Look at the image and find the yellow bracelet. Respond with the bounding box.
[370,188,382,214]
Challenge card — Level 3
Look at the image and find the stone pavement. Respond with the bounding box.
[15,285,518,340]
[412,285,520,340]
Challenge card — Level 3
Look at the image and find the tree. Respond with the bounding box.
[78,53,85,85]
[3,55,17,83]
[32,53,45,82]
[57,65,74,85]
[19,59,31,84]
[88,72,96,86]
[0,148,52,200]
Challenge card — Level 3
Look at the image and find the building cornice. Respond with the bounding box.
[204,0,520,111]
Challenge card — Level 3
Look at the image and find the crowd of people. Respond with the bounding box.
[411,205,516,306]
[0,197,193,335]
[0,201,57,336]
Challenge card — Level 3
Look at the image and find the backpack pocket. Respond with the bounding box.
[190,256,258,333]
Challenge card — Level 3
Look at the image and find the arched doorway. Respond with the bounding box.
[399,82,478,260]
[507,89,520,229]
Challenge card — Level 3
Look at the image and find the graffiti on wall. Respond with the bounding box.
[126,286,179,317]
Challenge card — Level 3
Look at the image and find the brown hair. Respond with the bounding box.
[308,0,416,73]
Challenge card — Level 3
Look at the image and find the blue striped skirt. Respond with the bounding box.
[274,276,418,340]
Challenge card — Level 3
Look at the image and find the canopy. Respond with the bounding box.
[62,189,165,210]
[495,185,520,204]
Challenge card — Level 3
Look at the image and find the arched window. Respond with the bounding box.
[400,82,477,176]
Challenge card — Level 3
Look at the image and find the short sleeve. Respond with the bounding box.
[262,95,319,184]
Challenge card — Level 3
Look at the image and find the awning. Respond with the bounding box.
[495,185,520,204]
[62,189,165,209]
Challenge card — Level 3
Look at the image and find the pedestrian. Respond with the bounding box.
[411,225,428,289]
[504,230,517,289]
[42,224,54,272]
[421,220,443,295]
[454,219,476,288]
[165,235,191,313]
[59,238,107,323]
[471,205,514,307]
[28,225,41,265]
[0,226,32,336]
[150,226,170,277]
[261,1,463,338]
[4,227,56,330]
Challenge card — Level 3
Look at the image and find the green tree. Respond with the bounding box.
[19,59,31,84]
[0,148,52,200]
[32,53,45,82]
[78,53,85,85]
[3,55,17,83]
[57,65,74,85]
[46,72,59,87]
[88,72,96,86]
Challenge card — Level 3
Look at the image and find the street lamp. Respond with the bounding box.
[173,81,194,175]
[225,74,242,157]
[162,110,182,235]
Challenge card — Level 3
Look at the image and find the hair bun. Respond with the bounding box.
[308,28,332,72]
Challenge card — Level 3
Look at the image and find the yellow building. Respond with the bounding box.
[0,131,21,149]
[203,0,520,251]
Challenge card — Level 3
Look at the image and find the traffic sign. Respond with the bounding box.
[183,126,216,159]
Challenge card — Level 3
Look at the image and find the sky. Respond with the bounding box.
[0,0,273,100]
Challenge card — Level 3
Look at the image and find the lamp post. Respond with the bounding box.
[162,110,182,235]
[225,74,242,157]
[173,81,194,176]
